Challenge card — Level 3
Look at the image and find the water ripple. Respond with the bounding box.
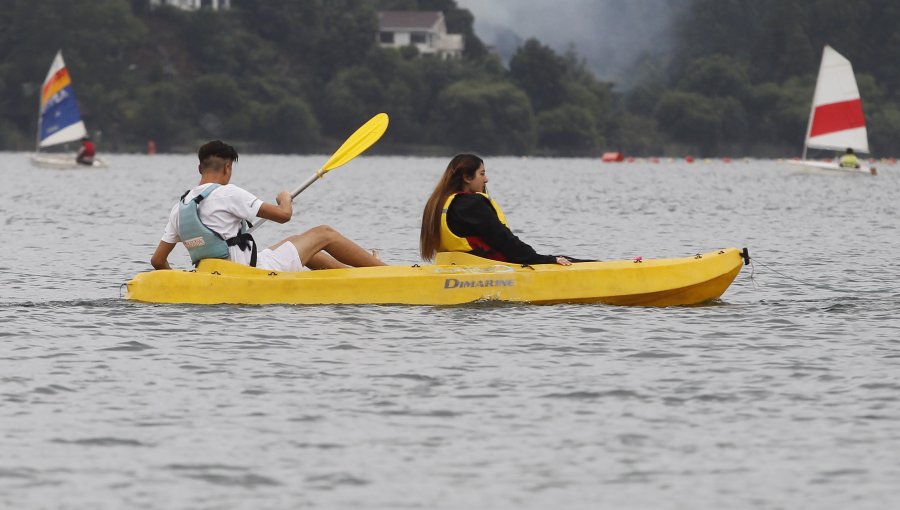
[51,437,150,447]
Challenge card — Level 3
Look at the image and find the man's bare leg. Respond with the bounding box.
[272,225,386,268]
[305,252,347,270]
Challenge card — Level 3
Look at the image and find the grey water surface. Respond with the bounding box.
[1,152,899,509]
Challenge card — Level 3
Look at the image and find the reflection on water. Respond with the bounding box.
[1,153,899,508]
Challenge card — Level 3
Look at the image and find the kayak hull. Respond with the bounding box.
[125,248,746,307]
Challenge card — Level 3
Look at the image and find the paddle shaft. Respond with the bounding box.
[247,169,323,234]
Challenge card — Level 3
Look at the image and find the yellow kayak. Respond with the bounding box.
[125,247,748,306]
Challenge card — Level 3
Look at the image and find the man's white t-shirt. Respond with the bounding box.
[162,183,263,266]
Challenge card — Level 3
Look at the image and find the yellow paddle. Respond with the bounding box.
[248,113,389,233]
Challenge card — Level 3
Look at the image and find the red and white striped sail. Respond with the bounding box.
[804,45,868,154]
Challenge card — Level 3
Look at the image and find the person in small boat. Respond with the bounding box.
[839,148,860,168]
[420,153,572,266]
[76,135,95,166]
[150,140,384,272]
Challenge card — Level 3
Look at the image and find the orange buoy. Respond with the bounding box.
[601,151,624,162]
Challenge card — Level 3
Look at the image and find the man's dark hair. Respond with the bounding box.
[198,140,239,168]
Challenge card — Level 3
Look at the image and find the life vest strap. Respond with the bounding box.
[226,232,257,267]
[180,188,213,204]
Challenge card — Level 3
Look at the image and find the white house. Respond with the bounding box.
[149,0,230,10]
[377,11,464,59]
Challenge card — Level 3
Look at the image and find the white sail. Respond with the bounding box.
[803,45,868,154]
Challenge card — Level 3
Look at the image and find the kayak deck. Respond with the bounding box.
[125,248,747,306]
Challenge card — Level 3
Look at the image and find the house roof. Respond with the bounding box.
[378,11,442,30]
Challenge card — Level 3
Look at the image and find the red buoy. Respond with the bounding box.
[602,151,624,162]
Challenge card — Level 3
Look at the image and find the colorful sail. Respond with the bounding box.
[804,45,868,154]
[38,51,87,148]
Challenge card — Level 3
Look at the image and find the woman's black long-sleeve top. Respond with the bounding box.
[445,193,557,264]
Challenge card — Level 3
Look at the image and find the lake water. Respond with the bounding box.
[1,152,899,509]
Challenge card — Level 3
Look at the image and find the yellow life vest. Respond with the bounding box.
[839,153,860,168]
[439,192,508,253]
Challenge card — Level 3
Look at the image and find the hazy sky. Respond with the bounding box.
[455,0,679,87]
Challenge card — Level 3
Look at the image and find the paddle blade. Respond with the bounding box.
[320,113,389,174]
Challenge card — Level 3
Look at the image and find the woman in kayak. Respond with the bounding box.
[420,153,571,265]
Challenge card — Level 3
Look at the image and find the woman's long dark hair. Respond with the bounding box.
[419,154,483,261]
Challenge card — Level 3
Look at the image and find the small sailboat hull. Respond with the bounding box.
[30,153,108,169]
[787,159,875,176]
[125,248,747,307]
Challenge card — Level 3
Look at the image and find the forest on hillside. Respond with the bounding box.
[1,0,899,157]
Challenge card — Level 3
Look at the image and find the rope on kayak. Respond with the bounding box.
[746,258,760,290]
[747,256,845,293]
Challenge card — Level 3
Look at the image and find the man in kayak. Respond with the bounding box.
[420,153,572,266]
[76,135,95,165]
[150,140,384,272]
[839,148,860,168]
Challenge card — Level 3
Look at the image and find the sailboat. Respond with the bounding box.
[789,45,875,176]
[30,50,107,169]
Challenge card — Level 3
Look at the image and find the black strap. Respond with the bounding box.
[226,233,257,267]
[180,189,210,204]
[556,255,597,263]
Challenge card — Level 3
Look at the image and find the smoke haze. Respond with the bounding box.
[455,0,682,87]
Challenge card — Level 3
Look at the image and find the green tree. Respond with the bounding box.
[129,82,195,151]
[677,55,750,99]
[654,91,747,155]
[869,104,900,155]
[235,0,321,50]
[356,47,426,142]
[559,46,618,144]
[321,67,386,138]
[767,75,815,147]
[261,98,321,153]
[508,39,567,113]
[536,105,600,154]
[432,81,535,154]
[191,75,244,114]
[314,0,379,82]
[613,114,664,156]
